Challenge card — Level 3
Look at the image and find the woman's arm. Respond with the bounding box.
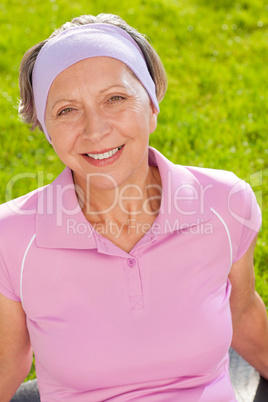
[229,234,268,379]
[0,293,33,401]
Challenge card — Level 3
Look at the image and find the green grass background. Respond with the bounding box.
[0,0,267,381]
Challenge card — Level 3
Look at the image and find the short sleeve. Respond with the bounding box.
[186,166,262,265]
[0,251,20,301]
[227,179,262,263]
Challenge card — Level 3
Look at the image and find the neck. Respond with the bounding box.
[74,165,162,225]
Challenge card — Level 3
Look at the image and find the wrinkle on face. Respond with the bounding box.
[44,57,158,195]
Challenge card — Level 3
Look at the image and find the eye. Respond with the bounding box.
[58,107,74,116]
[109,96,125,102]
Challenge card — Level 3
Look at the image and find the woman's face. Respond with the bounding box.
[45,57,158,191]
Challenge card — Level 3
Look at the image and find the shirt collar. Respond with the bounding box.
[149,147,212,234]
[36,147,212,248]
[36,167,97,249]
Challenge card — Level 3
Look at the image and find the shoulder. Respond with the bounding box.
[152,147,244,195]
[0,167,69,228]
[185,165,261,262]
[0,187,42,228]
[0,168,70,301]
[185,165,241,190]
[151,146,261,261]
[0,187,46,262]
[0,188,43,301]
[185,166,257,212]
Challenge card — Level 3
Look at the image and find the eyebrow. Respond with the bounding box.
[98,84,130,93]
[51,99,77,111]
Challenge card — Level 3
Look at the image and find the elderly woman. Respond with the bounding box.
[0,13,267,402]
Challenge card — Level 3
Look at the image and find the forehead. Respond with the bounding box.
[50,57,138,89]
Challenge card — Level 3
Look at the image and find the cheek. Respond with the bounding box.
[46,111,83,139]
[149,113,158,134]
[122,103,152,130]
[50,133,75,161]
[48,121,78,150]
[50,141,67,162]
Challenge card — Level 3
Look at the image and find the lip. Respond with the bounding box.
[82,144,125,167]
[86,146,121,155]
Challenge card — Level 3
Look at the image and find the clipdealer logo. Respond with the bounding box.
[66,217,214,239]
[3,169,265,232]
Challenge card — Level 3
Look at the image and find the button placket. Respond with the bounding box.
[125,257,144,310]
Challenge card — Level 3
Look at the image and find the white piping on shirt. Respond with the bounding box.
[20,233,36,308]
[210,207,233,273]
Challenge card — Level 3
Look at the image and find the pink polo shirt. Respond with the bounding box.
[0,147,261,401]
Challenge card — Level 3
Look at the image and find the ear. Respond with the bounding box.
[149,102,158,134]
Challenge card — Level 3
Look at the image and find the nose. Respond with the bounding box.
[81,107,111,143]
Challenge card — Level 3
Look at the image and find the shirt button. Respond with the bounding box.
[127,258,136,267]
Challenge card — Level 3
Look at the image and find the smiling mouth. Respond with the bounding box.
[86,145,124,160]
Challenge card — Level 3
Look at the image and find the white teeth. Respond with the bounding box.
[87,146,122,160]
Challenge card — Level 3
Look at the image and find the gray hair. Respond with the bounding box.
[18,13,167,132]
